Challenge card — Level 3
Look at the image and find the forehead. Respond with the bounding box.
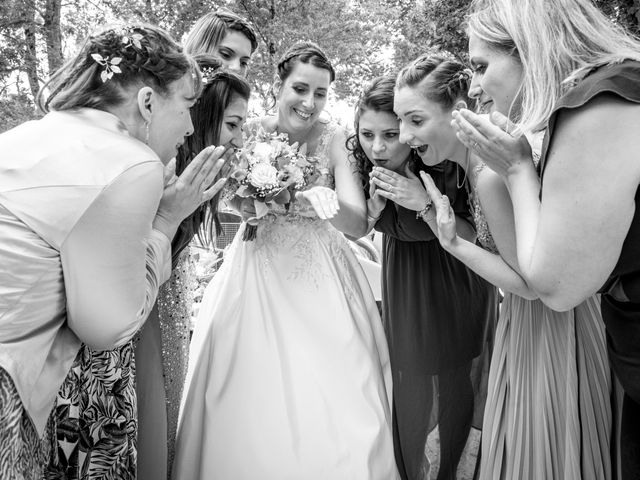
[468,33,491,58]
[359,109,398,129]
[224,95,248,117]
[285,62,331,88]
[393,86,441,115]
[218,30,252,57]
[169,73,197,101]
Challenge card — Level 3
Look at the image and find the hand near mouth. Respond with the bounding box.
[369,164,430,212]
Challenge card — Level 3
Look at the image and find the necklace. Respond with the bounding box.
[456,148,471,189]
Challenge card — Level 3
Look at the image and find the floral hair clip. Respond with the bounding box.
[91,53,122,83]
[90,27,146,83]
[120,30,143,50]
[201,66,220,85]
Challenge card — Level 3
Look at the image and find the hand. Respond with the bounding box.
[451,109,534,178]
[295,186,340,220]
[367,180,386,219]
[369,164,431,211]
[419,172,457,248]
[239,198,257,222]
[154,145,228,237]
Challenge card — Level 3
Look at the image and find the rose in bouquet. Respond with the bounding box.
[228,128,319,240]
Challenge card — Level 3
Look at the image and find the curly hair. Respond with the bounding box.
[38,24,200,113]
[346,75,419,195]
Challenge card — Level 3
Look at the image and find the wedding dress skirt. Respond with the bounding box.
[173,216,398,480]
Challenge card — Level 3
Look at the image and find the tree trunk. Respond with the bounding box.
[22,12,40,100]
[43,0,63,76]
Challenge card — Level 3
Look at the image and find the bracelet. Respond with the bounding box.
[416,199,433,221]
[367,212,382,223]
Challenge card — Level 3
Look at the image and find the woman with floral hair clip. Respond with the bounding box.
[0,24,229,479]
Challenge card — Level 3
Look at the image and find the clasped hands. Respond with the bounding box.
[368,164,430,214]
[450,109,533,178]
[368,163,459,247]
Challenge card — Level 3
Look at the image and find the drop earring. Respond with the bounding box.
[144,120,150,145]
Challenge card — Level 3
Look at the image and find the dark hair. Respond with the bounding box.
[38,24,200,113]
[276,41,336,83]
[395,54,475,111]
[171,54,251,265]
[184,9,259,55]
[346,75,417,194]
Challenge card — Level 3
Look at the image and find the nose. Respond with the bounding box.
[231,129,244,149]
[185,114,194,137]
[372,136,385,154]
[398,125,411,146]
[228,59,242,74]
[302,92,315,109]
[468,74,482,100]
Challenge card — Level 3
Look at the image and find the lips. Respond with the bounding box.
[410,145,428,153]
[478,100,493,114]
[293,108,312,120]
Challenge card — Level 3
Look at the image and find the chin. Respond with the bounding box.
[417,150,440,167]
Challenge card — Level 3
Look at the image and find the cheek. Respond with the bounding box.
[218,126,233,146]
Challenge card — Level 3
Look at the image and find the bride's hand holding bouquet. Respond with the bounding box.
[226,128,320,240]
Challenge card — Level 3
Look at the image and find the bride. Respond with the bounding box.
[172,41,398,480]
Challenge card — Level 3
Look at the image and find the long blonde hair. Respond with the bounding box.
[468,0,640,132]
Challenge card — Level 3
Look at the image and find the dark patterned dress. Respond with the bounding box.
[45,342,137,480]
[0,367,54,480]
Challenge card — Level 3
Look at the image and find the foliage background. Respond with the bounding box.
[1,0,639,132]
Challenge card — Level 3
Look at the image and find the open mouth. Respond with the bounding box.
[478,100,493,114]
[410,144,428,154]
[293,108,312,121]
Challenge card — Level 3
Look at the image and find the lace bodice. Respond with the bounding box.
[470,133,542,255]
[469,163,499,254]
[244,118,338,220]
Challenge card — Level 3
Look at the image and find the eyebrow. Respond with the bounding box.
[292,82,327,91]
[225,114,245,121]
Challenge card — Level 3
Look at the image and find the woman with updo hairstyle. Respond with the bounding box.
[351,72,498,480]
[0,24,228,479]
[173,41,398,479]
[184,9,258,76]
[392,51,613,478]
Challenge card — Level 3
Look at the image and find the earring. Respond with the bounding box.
[144,120,150,145]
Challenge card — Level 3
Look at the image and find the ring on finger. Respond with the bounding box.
[473,141,480,149]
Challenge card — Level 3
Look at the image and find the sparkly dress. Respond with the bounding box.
[470,162,613,480]
[137,250,195,480]
[172,120,399,480]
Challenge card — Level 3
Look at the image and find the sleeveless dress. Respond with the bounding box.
[539,60,640,479]
[471,161,613,480]
[172,120,398,480]
[375,160,498,479]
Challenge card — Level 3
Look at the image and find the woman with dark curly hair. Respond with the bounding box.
[349,73,498,480]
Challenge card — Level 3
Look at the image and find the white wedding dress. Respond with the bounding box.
[172,121,398,480]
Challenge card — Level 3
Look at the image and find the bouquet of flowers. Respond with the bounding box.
[228,128,319,240]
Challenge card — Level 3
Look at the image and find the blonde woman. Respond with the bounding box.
[451,0,640,477]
